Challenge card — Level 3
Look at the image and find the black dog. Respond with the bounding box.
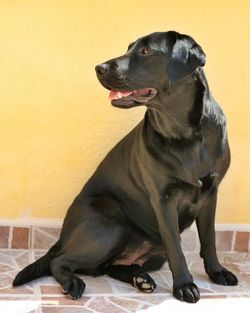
[13,31,238,303]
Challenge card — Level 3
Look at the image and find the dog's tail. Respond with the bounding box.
[13,240,61,286]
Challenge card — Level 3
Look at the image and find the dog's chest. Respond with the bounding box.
[164,139,211,186]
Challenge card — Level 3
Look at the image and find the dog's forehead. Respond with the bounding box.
[131,32,173,53]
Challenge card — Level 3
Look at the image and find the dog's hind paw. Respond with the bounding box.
[132,273,156,293]
[61,276,86,300]
[208,269,238,286]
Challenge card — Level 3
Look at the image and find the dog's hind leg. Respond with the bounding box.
[104,264,156,293]
[49,201,129,299]
[50,256,86,299]
[50,223,125,300]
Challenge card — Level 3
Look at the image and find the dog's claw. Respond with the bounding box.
[208,269,238,286]
[173,283,200,303]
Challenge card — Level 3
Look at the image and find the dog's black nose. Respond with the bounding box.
[95,63,109,75]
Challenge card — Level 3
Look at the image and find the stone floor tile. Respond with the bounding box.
[0,275,34,295]
[132,294,172,305]
[0,250,34,296]
[40,285,62,295]
[15,251,32,269]
[216,231,233,251]
[86,297,129,313]
[0,299,41,313]
[201,294,227,299]
[227,294,250,298]
[11,227,30,249]
[41,307,92,313]
[33,227,60,250]
[234,232,249,252]
[181,229,198,251]
[0,247,249,312]
[34,250,47,261]
[150,271,170,292]
[100,277,136,295]
[184,251,201,262]
[41,296,90,306]
[109,296,144,312]
[0,226,10,249]
[80,275,114,294]
[0,296,35,300]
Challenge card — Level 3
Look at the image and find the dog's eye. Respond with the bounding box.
[140,47,150,55]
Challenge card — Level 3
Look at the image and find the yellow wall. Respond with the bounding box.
[0,0,249,223]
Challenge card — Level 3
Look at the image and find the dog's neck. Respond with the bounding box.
[145,72,207,140]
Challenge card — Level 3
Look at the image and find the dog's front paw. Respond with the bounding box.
[173,283,200,303]
[208,269,238,286]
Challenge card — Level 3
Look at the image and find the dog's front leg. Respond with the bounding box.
[151,193,200,303]
[196,187,238,286]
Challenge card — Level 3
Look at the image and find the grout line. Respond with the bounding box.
[29,248,34,264]
[158,270,171,288]
[0,218,63,227]
[1,220,250,230]
[191,223,199,252]
[28,226,32,250]
[0,294,38,298]
[31,225,35,250]
[8,226,13,249]
[195,229,200,252]
[231,231,237,252]
[84,296,97,309]
[34,269,42,304]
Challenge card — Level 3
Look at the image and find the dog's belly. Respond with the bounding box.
[112,242,165,266]
[111,230,165,267]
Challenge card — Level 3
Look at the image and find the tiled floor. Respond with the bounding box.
[0,226,249,312]
[0,250,250,313]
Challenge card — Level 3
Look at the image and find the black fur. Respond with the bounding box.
[13,31,238,303]
[13,241,60,286]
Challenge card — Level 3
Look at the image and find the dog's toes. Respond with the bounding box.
[132,273,156,293]
[173,283,200,303]
[61,276,86,300]
[208,269,238,286]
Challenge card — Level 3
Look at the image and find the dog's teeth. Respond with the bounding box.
[118,92,122,99]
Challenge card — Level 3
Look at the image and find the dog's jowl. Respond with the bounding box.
[13,31,238,303]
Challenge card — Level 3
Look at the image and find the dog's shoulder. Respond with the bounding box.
[201,95,229,160]
[195,68,226,129]
[202,97,226,127]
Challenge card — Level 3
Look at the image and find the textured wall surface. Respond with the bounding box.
[0,0,249,222]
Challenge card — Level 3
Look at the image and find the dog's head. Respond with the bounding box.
[96,31,206,108]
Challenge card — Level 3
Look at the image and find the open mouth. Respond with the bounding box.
[109,88,157,108]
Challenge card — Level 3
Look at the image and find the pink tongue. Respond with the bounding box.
[109,90,133,100]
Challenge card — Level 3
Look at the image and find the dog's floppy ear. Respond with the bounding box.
[168,34,206,82]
